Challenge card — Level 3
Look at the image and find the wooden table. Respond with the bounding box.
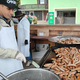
[14,24,80,57]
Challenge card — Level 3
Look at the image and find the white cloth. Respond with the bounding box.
[17,17,30,57]
[0,25,19,51]
[0,24,23,80]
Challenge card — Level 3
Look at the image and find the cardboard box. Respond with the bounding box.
[37,28,49,36]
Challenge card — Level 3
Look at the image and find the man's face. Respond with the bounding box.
[29,15,31,17]
[0,5,14,19]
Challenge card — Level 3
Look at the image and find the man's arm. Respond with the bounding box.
[0,48,26,63]
[0,48,18,59]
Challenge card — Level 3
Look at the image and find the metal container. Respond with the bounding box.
[2,68,61,80]
[38,46,80,80]
[49,36,80,43]
[39,46,80,68]
[48,36,80,47]
[38,46,57,68]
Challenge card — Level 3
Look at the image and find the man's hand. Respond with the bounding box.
[16,52,26,63]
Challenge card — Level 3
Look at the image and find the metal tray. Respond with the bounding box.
[38,46,80,80]
[49,36,80,44]
[38,47,61,80]
[38,46,80,67]
[38,46,58,68]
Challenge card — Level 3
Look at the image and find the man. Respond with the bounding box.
[14,11,32,66]
[32,14,37,24]
[0,0,26,79]
[27,14,32,24]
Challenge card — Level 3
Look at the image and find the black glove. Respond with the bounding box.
[24,40,28,45]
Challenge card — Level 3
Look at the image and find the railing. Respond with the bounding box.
[19,4,48,9]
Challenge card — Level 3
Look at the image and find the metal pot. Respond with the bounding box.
[1,68,61,80]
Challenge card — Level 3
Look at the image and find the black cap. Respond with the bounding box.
[0,0,17,9]
[14,11,25,18]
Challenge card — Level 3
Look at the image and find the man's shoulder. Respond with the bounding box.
[0,19,8,26]
[35,17,37,20]
[22,17,29,21]
[0,19,14,27]
[20,17,30,24]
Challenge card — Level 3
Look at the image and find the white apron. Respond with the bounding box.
[17,17,30,57]
[0,24,23,80]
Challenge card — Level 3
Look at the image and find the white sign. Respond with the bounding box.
[7,0,16,4]
[39,32,44,36]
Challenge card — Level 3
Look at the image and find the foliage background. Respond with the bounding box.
[16,0,20,7]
